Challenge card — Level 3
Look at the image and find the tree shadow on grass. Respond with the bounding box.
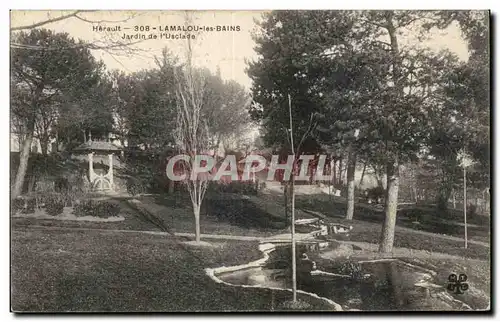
[296,197,385,224]
[205,197,287,231]
[296,197,489,239]
[153,193,191,209]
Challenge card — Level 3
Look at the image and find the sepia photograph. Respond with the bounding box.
[9,9,491,312]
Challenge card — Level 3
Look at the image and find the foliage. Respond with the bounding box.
[112,67,177,149]
[24,197,37,214]
[364,187,386,204]
[44,196,65,216]
[208,181,259,195]
[54,177,70,194]
[95,201,121,218]
[339,261,364,280]
[247,10,482,251]
[73,200,120,218]
[126,177,146,196]
[73,200,94,217]
[247,11,335,153]
[11,198,27,214]
[10,28,107,198]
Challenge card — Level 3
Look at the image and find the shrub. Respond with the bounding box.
[339,261,364,280]
[23,197,36,214]
[73,200,120,218]
[37,192,75,209]
[73,200,95,217]
[11,198,25,214]
[61,192,77,207]
[365,186,385,204]
[468,204,478,217]
[54,177,70,194]
[94,201,120,218]
[209,181,258,195]
[127,178,145,196]
[45,197,64,216]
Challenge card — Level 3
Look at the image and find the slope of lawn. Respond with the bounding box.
[295,194,490,243]
[11,227,336,312]
[333,226,490,260]
[139,193,297,237]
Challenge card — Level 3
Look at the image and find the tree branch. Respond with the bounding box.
[10,11,85,31]
[296,113,317,154]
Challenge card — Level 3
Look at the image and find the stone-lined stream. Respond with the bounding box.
[210,242,473,311]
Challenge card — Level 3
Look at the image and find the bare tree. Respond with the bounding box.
[173,13,210,243]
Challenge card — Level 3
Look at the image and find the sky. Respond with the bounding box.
[10,10,470,90]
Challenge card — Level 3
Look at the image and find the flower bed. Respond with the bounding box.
[13,207,125,222]
[12,195,124,222]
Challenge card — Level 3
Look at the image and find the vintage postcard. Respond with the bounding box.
[10,10,491,312]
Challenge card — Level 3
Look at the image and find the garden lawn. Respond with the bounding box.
[11,227,335,312]
[325,218,490,260]
[295,194,490,246]
[137,193,301,237]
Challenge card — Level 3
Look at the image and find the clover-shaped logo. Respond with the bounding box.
[447,273,469,294]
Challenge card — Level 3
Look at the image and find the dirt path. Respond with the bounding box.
[13,224,315,243]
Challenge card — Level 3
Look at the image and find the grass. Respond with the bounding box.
[139,193,294,237]
[13,190,490,261]
[11,227,337,312]
[295,194,490,242]
[337,228,490,260]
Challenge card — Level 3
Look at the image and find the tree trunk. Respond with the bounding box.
[40,136,49,156]
[194,204,201,243]
[332,159,337,188]
[284,183,289,227]
[378,15,403,254]
[373,165,384,189]
[27,174,36,194]
[338,158,343,186]
[12,119,35,199]
[359,162,367,188]
[346,150,356,220]
[437,174,454,210]
[437,191,451,210]
[379,156,400,253]
[290,172,297,302]
[413,185,418,203]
